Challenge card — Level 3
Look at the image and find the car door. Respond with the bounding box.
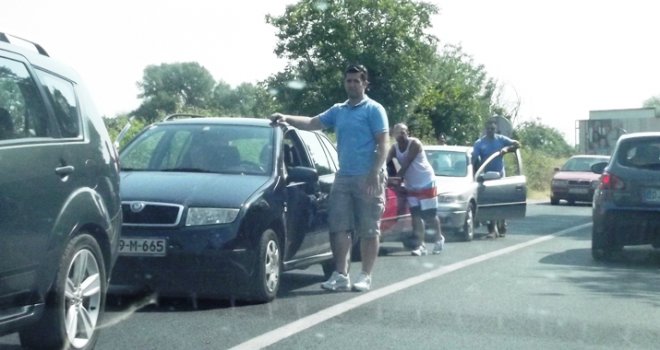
[281,130,331,261]
[0,54,78,303]
[474,149,527,221]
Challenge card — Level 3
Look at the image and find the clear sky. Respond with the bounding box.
[4,0,659,144]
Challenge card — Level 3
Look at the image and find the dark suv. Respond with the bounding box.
[0,33,121,349]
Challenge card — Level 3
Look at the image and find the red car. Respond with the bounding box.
[550,155,610,205]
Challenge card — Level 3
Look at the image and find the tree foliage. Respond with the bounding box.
[409,45,501,145]
[266,0,439,120]
[514,119,573,158]
[132,62,216,122]
[643,95,660,109]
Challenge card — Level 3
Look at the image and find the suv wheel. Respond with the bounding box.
[250,229,281,303]
[550,196,559,205]
[591,227,618,261]
[20,233,106,350]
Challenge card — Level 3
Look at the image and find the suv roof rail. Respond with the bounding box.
[162,113,209,122]
[0,32,50,57]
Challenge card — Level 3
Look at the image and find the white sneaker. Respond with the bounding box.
[320,271,351,292]
[432,236,445,255]
[352,272,372,292]
[411,244,428,256]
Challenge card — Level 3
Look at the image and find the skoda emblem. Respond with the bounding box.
[130,202,146,213]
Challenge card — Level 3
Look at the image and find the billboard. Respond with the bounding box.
[583,119,625,155]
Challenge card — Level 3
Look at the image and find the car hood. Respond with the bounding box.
[553,171,600,181]
[435,176,475,195]
[120,171,270,208]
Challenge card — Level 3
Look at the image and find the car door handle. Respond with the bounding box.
[55,165,75,176]
[515,185,524,191]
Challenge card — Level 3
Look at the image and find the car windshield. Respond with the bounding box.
[119,123,273,175]
[426,150,468,177]
[560,157,608,172]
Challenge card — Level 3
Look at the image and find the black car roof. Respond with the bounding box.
[0,34,82,83]
[159,116,274,127]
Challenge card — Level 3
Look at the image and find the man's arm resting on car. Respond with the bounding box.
[270,113,324,131]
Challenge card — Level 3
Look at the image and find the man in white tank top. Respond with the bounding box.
[387,123,444,255]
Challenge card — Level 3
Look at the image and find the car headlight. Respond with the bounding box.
[437,193,466,204]
[552,179,568,186]
[186,208,240,226]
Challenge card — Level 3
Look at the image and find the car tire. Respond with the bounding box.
[250,229,281,303]
[567,199,576,206]
[19,233,106,350]
[461,202,475,241]
[591,226,616,261]
[550,196,559,205]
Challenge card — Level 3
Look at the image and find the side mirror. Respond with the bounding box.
[553,167,560,172]
[590,161,608,175]
[477,171,501,183]
[287,166,319,183]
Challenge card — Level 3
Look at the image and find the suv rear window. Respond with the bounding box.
[617,139,660,169]
[36,69,81,138]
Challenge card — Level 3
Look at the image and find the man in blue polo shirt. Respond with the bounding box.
[472,119,521,238]
[270,64,389,292]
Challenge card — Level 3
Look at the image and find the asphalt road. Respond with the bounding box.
[2,202,660,349]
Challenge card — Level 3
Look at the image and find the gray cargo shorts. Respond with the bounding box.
[328,171,386,238]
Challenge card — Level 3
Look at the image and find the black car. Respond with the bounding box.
[0,33,122,349]
[591,132,660,260]
[111,116,338,302]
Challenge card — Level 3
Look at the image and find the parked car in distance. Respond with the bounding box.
[387,144,527,242]
[550,155,610,205]
[0,33,122,349]
[591,132,660,261]
[110,115,410,302]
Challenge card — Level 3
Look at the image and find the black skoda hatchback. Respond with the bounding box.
[111,116,337,302]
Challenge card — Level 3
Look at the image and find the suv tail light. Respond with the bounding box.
[599,172,624,190]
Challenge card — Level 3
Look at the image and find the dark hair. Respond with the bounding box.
[344,64,368,82]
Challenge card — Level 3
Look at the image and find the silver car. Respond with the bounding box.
[425,145,527,241]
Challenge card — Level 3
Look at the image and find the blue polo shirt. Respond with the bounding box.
[472,134,515,173]
[318,96,388,176]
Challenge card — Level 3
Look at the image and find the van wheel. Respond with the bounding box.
[20,233,106,350]
[550,196,559,205]
[250,229,281,303]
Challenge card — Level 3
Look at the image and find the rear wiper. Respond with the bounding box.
[161,167,211,173]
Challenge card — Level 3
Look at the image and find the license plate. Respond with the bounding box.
[642,188,660,204]
[119,238,167,256]
[568,188,589,194]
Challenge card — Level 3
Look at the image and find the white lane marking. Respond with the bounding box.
[230,222,592,350]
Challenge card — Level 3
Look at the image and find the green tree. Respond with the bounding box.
[410,45,501,145]
[210,81,282,118]
[266,0,439,121]
[643,95,660,109]
[514,119,573,158]
[133,62,216,122]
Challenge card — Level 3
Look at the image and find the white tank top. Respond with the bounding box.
[395,137,435,190]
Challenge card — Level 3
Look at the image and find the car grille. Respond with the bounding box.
[122,201,184,227]
[568,180,591,186]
